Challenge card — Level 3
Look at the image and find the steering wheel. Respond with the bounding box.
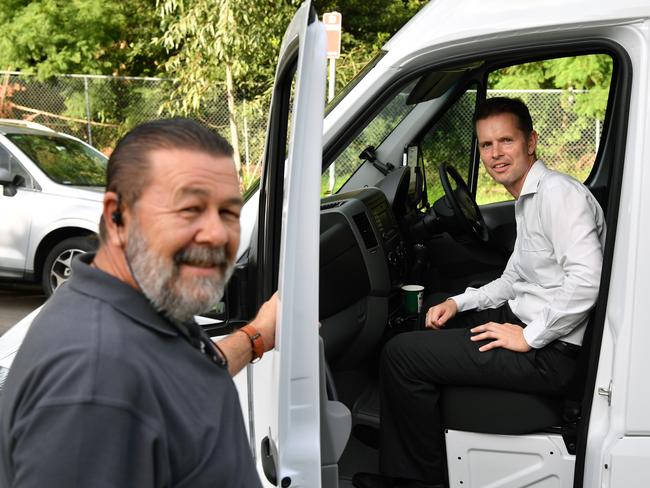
[438,163,489,242]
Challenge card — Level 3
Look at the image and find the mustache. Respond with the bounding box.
[173,245,229,268]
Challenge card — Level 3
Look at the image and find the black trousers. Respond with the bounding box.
[378,303,578,485]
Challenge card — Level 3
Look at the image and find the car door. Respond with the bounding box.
[0,143,36,277]
[244,2,329,486]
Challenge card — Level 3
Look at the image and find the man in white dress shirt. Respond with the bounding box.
[352,97,606,488]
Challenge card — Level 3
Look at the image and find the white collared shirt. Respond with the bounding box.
[452,160,606,348]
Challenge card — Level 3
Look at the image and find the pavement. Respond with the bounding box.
[0,283,46,336]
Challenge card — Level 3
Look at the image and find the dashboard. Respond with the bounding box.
[319,185,408,364]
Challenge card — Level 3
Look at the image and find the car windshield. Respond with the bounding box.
[6,134,107,186]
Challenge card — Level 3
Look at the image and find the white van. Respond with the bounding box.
[231,0,650,486]
[3,0,650,486]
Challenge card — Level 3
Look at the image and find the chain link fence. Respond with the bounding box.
[0,71,269,188]
[0,72,604,201]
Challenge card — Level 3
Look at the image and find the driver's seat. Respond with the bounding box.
[440,386,565,435]
[440,311,595,487]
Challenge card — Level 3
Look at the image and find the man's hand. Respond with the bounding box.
[470,322,531,352]
[425,299,458,329]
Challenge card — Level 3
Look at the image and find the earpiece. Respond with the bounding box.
[112,194,123,226]
[112,210,123,226]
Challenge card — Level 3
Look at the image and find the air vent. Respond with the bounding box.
[353,212,378,250]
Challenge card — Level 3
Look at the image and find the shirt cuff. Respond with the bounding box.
[522,318,556,349]
[450,291,478,313]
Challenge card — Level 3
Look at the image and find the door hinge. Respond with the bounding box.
[598,380,612,405]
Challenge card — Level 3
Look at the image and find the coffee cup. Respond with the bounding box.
[402,284,424,314]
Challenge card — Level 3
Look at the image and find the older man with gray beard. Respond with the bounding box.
[0,119,276,488]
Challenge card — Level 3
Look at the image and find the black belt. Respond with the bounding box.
[548,340,581,359]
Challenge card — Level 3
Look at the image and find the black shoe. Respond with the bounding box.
[352,472,446,488]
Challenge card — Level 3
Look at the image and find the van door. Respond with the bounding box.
[248,1,328,486]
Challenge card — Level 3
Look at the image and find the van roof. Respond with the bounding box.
[383,0,650,64]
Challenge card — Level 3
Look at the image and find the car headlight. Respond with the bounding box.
[0,366,9,396]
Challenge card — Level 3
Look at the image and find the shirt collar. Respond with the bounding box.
[68,253,179,338]
[519,160,549,198]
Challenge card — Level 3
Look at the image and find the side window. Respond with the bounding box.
[0,145,35,189]
[477,54,613,204]
[0,146,9,173]
[322,79,418,196]
[420,85,477,204]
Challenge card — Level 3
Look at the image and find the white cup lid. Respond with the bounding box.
[401,285,424,292]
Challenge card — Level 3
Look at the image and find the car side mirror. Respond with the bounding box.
[0,168,11,185]
[0,171,24,197]
[12,174,25,188]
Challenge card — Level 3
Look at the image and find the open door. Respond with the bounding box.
[246,2,329,487]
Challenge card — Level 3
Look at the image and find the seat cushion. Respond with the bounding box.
[441,386,564,435]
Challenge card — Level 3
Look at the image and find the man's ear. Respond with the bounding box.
[528,130,538,156]
[103,191,125,248]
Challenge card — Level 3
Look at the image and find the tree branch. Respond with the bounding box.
[10,103,118,127]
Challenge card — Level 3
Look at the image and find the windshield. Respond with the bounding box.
[6,134,107,186]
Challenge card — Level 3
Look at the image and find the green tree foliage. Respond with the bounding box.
[489,55,612,167]
[155,0,298,105]
[155,0,427,107]
[489,55,612,119]
[0,1,169,152]
[155,0,304,169]
[475,54,613,204]
[154,0,427,171]
[0,0,164,78]
[313,1,428,89]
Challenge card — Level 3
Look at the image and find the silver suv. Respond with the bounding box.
[0,120,106,296]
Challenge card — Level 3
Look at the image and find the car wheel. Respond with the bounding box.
[42,236,98,297]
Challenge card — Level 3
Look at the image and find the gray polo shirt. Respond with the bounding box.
[0,253,262,488]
